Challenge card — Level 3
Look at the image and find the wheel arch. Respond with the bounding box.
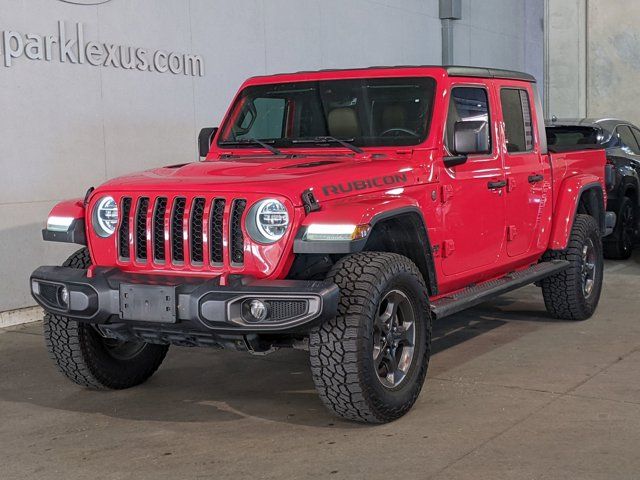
[293,205,438,296]
[549,177,605,250]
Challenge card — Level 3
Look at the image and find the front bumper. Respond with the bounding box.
[30,266,339,336]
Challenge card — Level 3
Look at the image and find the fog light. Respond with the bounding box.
[59,286,69,307]
[250,300,268,321]
[31,280,40,295]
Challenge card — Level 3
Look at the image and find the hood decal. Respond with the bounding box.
[322,173,408,197]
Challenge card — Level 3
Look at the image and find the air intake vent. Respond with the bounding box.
[230,199,246,265]
[210,198,225,264]
[119,197,132,259]
[153,198,167,262]
[135,197,149,261]
[190,198,206,264]
[171,198,186,263]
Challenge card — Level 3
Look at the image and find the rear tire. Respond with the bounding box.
[44,248,169,390]
[541,214,603,320]
[604,197,636,260]
[309,252,431,424]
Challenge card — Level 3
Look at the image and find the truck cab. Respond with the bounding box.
[31,66,607,423]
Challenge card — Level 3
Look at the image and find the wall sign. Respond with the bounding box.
[1,20,204,76]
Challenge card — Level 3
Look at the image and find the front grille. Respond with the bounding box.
[117,195,247,270]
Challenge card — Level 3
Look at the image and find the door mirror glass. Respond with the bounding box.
[453,120,490,155]
[198,127,218,157]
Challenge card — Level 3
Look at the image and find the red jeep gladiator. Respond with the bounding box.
[31,66,608,423]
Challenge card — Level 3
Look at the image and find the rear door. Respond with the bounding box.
[496,82,550,258]
[440,82,506,276]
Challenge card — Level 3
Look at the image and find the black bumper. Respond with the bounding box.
[30,266,339,336]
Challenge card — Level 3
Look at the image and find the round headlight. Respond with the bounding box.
[246,199,289,244]
[93,196,119,238]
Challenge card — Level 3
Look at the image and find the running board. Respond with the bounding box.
[431,260,570,319]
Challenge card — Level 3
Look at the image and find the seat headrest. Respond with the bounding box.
[381,104,407,131]
[327,108,360,138]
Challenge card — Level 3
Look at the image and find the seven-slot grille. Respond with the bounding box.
[118,195,246,269]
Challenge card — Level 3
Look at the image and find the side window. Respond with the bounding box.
[234,97,287,140]
[445,86,491,154]
[500,88,534,153]
[629,126,640,154]
[616,125,640,155]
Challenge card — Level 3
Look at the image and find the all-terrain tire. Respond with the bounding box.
[603,197,636,260]
[309,252,431,424]
[541,214,603,320]
[43,248,169,390]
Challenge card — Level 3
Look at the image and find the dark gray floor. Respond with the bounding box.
[1,253,639,479]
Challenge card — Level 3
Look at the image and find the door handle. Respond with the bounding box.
[528,174,544,184]
[487,180,507,190]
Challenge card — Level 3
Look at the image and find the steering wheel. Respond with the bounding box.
[380,128,419,138]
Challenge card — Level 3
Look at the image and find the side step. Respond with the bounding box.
[431,260,570,319]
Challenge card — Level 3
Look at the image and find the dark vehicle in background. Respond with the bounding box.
[547,118,640,259]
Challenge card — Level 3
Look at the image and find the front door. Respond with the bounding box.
[440,84,507,277]
[496,84,550,258]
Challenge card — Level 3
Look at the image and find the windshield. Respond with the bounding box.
[218,77,437,149]
[546,126,602,147]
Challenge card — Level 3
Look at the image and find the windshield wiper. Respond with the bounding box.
[219,138,282,156]
[292,136,364,154]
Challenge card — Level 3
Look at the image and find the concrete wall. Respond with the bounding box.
[545,0,588,118]
[546,0,640,125]
[0,0,543,312]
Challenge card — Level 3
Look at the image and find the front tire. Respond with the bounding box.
[541,214,604,320]
[309,252,431,424]
[44,248,169,390]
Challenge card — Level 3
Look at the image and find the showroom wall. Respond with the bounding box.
[546,0,640,124]
[0,0,544,312]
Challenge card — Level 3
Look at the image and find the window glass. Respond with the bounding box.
[546,126,600,147]
[500,88,534,153]
[445,87,491,153]
[219,77,437,148]
[631,126,640,151]
[234,97,286,140]
[617,125,640,155]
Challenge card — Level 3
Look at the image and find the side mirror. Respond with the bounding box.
[198,127,218,157]
[453,120,490,155]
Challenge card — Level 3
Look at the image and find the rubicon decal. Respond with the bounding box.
[1,21,204,76]
[322,173,408,196]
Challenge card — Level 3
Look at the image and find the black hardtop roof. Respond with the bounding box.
[262,65,537,83]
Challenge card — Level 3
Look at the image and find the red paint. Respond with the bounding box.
[46,66,607,298]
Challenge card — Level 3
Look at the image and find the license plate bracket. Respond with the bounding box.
[119,284,177,323]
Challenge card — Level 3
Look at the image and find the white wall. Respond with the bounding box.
[0,0,543,312]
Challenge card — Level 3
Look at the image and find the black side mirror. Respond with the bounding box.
[453,120,490,155]
[198,127,218,157]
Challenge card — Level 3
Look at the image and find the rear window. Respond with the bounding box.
[546,126,601,147]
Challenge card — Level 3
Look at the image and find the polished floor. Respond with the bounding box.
[1,253,639,479]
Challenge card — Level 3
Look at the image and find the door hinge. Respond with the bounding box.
[441,184,454,203]
[507,225,518,241]
[443,239,455,257]
[507,177,517,193]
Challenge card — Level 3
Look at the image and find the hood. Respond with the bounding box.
[97,154,422,206]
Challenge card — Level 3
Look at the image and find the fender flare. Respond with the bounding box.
[549,176,605,250]
[293,204,438,295]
